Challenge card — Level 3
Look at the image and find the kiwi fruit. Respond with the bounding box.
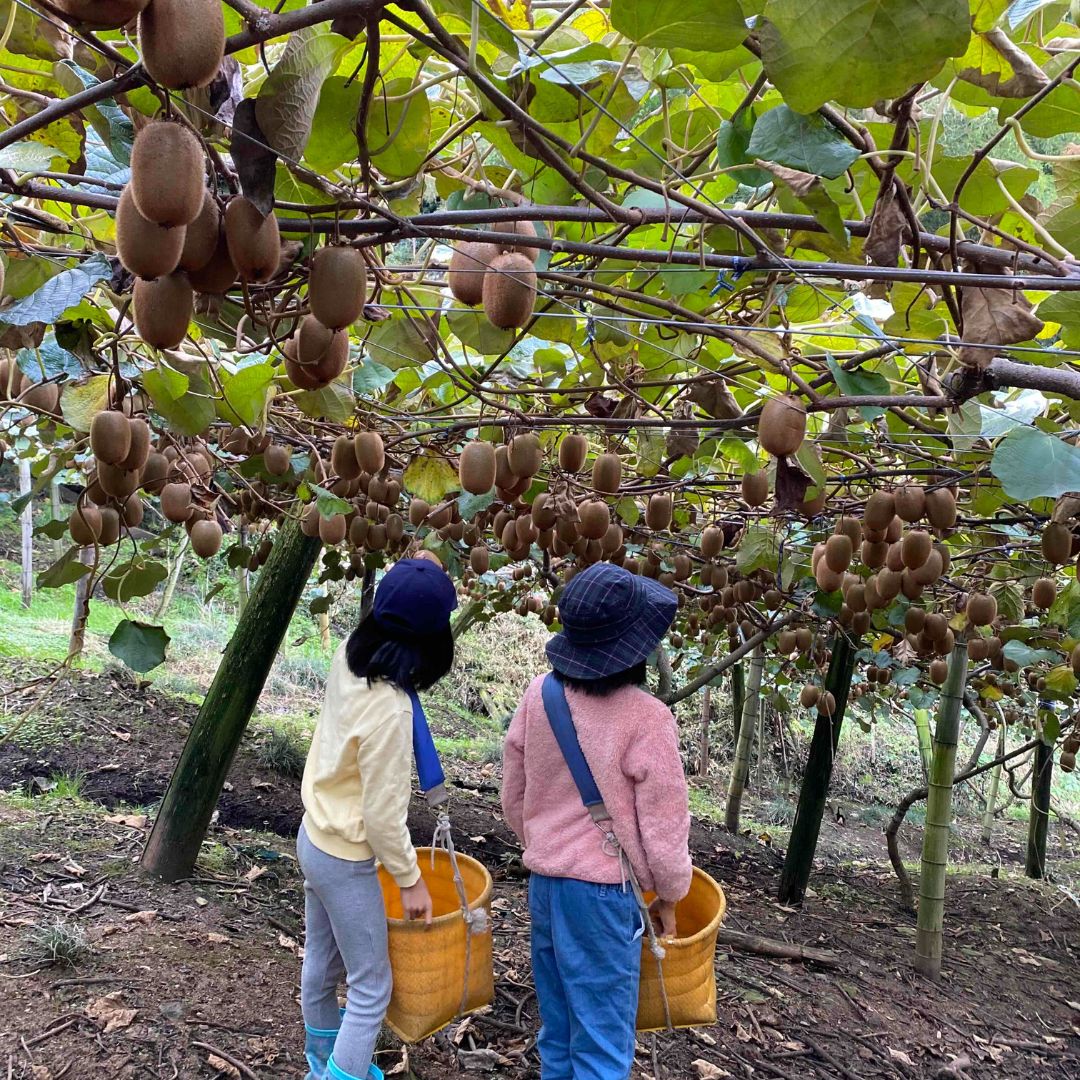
[90,410,132,466]
[470,545,490,574]
[741,469,768,507]
[69,503,102,546]
[645,493,672,531]
[861,539,888,569]
[224,197,281,284]
[799,684,820,709]
[115,185,186,279]
[894,484,925,523]
[795,627,813,652]
[139,0,225,90]
[967,637,988,661]
[355,432,385,475]
[910,547,943,587]
[97,506,121,546]
[284,316,349,390]
[558,433,588,472]
[264,444,291,477]
[309,245,367,329]
[532,492,557,530]
[592,452,622,494]
[966,592,997,626]
[122,493,144,528]
[130,121,205,228]
[929,659,948,685]
[700,526,723,559]
[757,394,806,457]
[187,232,237,294]
[481,252,536,329]
[459,440,497,495]
[141,451,170,494]
[864,491,896,531]
[901,529,932,570]
[1042,521,1072,565]
[777,629,797,654]
[509,433,543,478]
[189,519,223,558]
[408,499,429,527]
[133,273,193,349]
[824,533,853,573]
[1062,750,1077,773]
[925,487,957,530]
[332,435,362,481]
[161,481,193,523]
[578,500,610,540]
[904,607,926,635]
[57,1,149,29]
[119,418,151,472]
[818,691,836,716]
[1032,577,1056,609]
[319,513,347,545]
[877,567,902,601]
[449,241,499,306]
[494,219,539,262]
[815,560,844,592]
[179,192,221,272]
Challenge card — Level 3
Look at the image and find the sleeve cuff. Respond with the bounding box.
[392,863,422,889]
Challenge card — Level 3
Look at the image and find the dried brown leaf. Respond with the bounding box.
[958,286,1044,369]
[692,1061,731,1079]
[207,1053,241,1079]
[864,186,910,267]
[86,991,137,1033]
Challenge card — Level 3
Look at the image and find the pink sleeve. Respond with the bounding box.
[626,701,692,902]
[501,696,528,842]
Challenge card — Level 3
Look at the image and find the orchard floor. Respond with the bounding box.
[0,662,1078,1080]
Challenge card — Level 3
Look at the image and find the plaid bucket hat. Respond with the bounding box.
[546,563,678,680]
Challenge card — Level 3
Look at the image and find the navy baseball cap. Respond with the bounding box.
[373,558,458,635]
[546,563,677,679]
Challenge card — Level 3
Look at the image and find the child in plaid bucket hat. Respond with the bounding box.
[502,563,693,1079]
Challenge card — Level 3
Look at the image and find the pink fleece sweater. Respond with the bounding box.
[501,675,692,902]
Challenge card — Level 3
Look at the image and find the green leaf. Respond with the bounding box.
[759,0,971,113]
[352,359,397,395]
[365,77,432,181]
[716,113,771,187]
[1037,291,1080,348]
[826,355,890,420]
[1049,579,1080,637]
[431,0,518,56]
[0,253,111,328]
[1042,666,1076,701]
[60,374,111,432]
[16,333,83,382]
[143,365,216,437]
[1007,0,1059,29]
[717,437,760,472]
[616,496,641,527]
[255,26,342,162]
[1002,639,1061,668]
[747,106,860,180]
[293,381,355,423]
[990,426,1080,501]
[102,558,169,603]
[457,489,495,520]
[404,451,460,504]
[310,483,351,519]
[610,0,747,52]
[760,161,849,244]
[445,307,516,356]
[736,523,779,576]
[34,518,69,540]
[108,620,170,674]
[37,546,91,589]
[306,75,363,174]
[0,140,61,172]
[218,362,276,428]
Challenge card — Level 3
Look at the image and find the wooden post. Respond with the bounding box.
[698,685,712,776]
[724,646,764,832]
[49,474,63,560]
[981,723,1006,845]
[914,638,969,978]
[730,661,744,746]
[777,633,856,905]
[154,533,189,621]
[1025,714,1054,879]
[142,518,321,881]
[68,546,94,659]
[19,458,33,607]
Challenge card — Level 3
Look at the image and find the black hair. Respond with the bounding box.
[554,660,648,697]
[345,613,454,692]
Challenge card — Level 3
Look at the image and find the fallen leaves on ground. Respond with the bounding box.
[86,991,137,1033]
[207,1053,241,1078]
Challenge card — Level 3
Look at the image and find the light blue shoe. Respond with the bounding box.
[304,1023,340,1080]
[326,1053,383,1080]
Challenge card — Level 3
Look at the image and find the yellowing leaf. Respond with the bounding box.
[404,451,460,504]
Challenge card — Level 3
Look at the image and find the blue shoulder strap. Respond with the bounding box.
[541,673,610,822]
[407,689,448,808]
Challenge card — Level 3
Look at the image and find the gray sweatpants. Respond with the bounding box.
[297,823,392,1079]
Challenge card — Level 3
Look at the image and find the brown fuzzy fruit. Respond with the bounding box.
[815,560,844,592]
[864,491,896,531]
[470,545,490,574]
[354,432,385,475]
[558,433,588,473]
[459,440,497,495]
[910,547,943,587]
[894,483,925,523]
[509,433,543,478]
[796,628,813,652]
[481,252,536,329]
[757,394,806,457]
[116,185,186,279]
[449,241,499,306]
[284,316,348,390]
[90,410,132,466]
[578,500,610,540]
[494,219,539,262]
[139,0,225,90]
[924,612,948,641]
[224,197,281,284]
[700,526,723,559]
[69,503,102,546]
[904,607,926,634]
[1062,750,1077,774]
[264,444,291,477]
[141,451,170,494]
[1042,522,1072,565]
[309,245,367,329]
[800,684,820,709]
[925,487,957,530]
[835,517,862,547]
[645,493,673,531]
[97,506,121,546]
[130,122,205,228]
[966,592,997,626]
[777,630,797,654]
[319,513,347,545]
[133,273,193,349]
[120,417,151,472]
[122,493,144,528]
[408,499,429,527]
[332,435,362,481]
[592,453,622,494]
[929,659,948,685]
[819,691,836,716]
[824,533,853,573]
[901,529,933,570]
[187,232,237,294]
[57,1,149,29]
[741,469,768,507]
[1032,577,1056,610]
[161,481,192,523]
[189,519,223,558]
[179,191,221,272]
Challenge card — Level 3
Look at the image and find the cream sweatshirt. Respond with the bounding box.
[300,644,420,887]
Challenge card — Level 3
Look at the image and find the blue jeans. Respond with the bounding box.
[529,874,643,1080]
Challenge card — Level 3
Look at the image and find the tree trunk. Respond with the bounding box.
[698,685,711,776]
[777,632,856,906]
[730,661,745,746]
[319,610,331,650]
[154,533,190,621]
[1025,718,1054,879]
[236,523,250,613]
[981,723,1006,845]
[142,519,321,881]
[754,700,767,789]
[914,707,933,783]
[50,474,63,560]
[724,646,764,833]
[19,458,32,608]
[68,547,94,659]
[914,638,969,979]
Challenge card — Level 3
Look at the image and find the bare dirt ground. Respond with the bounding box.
[1,661,1078,1080]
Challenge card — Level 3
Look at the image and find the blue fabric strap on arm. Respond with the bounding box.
[541,673,605,812]
[408,688,448,808]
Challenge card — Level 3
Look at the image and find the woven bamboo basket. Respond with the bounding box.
[377,847,494,1043]
[637,867,726,1031]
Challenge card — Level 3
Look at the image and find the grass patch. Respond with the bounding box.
[27,917,92,968]
[254,727,307,779]
[434,734,502,765]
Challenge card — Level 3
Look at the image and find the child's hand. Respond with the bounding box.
[400,878,433,925]
[649,898,677,939]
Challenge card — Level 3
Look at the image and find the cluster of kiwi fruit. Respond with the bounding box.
[1061,729,1079,773]
[282,245,367,391]
[448,222,539,330]
[0,356,62,418]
